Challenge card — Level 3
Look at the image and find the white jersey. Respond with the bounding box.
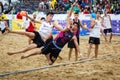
[38,21,53,39]
[0,21,6,30]
[103,15,112,29]
[90,19,101,38]
[23,20,30,29]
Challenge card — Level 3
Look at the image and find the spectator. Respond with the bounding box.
[0,1,12,20]
[81,1,86,8]
[98,6,103,14]
[59,0,65,11]
[39,0,45,11]
[105,2,110,11]
[8,0,11,6]
[83,8,90,14]
[64,0,68,3]
[4,3,9,12]
[0,13,7,20]
[115,5,120,14]
[44,0,50,10]
[56,0,60,3]
[3,0,119,14]
[64,1,71,11]
[0,2,4,13]
[73,3,80,13]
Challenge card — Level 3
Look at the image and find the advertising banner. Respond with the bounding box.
[12,19,41,31]
[6,14,120,35]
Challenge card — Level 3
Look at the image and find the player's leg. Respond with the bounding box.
[7,28,35,39]
[75,48,78,61]
[28,38,32,44]
[87,43,93,58]
[45,53,53,65]
[109,32,112,42]
[7,43,37,55]
[21,48,41,59]
[68,48,73,60]
[103,29,108,42]
[94,44,99,58]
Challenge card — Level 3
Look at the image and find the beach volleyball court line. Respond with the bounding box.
[0,53,120,77]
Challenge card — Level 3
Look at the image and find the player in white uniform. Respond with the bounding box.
[22,17,30,30]
[102,10,112,42]
[87,11,102,58]
[7,12,64,56]
[0,18,8,34]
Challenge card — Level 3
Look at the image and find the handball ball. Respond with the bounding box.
[20,11,27,16]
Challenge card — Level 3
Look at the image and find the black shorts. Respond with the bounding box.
[0,28,6,34]
[32,31,45,48]
[104,28,112,34]
[26,29,34,32]
[89,37,100,44]
[68,37,79,48]
[41,42,61,63]
[44,36,53,46]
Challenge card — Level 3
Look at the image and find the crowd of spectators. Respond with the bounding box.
[0,0,120,14]
[38,0,120,14]
[39,0,120,14]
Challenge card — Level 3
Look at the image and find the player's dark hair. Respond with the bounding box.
[46,12,54,16]
[41,17,45,20]
[74,12,79,14]
[73,22,79,28]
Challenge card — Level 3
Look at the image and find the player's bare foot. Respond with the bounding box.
[6,28,11,33]
[7,52,14,55]
[48,60,53,65]
[79,53,84,58]
[21,56,26,59]
[58,56,62,60]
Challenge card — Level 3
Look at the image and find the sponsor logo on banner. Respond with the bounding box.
[12,19,41,30]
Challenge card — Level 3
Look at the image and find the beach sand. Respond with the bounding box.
[0,33,120,80]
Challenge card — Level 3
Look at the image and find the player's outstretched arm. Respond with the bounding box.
[26,14,42,24]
